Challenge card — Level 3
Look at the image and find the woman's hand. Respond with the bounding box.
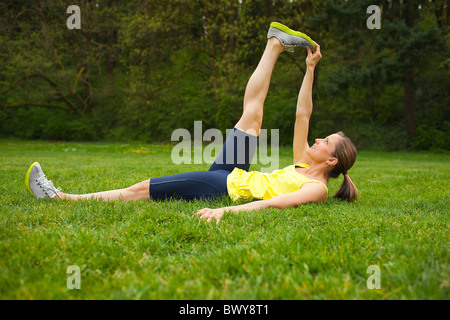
[195,207,225,224]
[195,200,269,224]
[306,41,322,69]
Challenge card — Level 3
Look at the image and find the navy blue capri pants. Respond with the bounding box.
[149,128,257,201]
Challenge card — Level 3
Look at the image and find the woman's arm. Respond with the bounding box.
[292,43,322,164]
[195,182,327,223]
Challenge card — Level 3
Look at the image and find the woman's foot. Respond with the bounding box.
[267,22,315,52]
[25,162,61,199]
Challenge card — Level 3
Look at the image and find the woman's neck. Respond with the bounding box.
[302,161,330,182]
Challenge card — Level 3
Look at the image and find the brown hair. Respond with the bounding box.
[330,132,359,201]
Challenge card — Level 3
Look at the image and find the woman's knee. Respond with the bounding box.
[236,110,263,135]
[243,105,263,124]
[126,180,150,198]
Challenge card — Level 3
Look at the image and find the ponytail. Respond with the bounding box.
[334,172,358,202]
[330,132,358,202]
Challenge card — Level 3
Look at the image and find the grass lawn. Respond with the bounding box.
[0,139,448,300]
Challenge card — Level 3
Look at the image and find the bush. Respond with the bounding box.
[0,108,99,141]
[411,124,449,151]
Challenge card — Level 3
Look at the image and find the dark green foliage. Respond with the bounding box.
[0,0,448,150]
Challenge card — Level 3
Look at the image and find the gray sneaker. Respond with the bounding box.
[25,162,61,199]
[267,22,315,52]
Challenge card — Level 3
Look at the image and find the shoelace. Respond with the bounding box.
[36,175,62,199]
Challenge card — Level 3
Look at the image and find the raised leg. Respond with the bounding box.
[57,180,150,202]
[234,37,284,136]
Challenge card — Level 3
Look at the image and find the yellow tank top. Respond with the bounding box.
[226,163,328,202]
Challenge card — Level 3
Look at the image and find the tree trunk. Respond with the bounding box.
[106,29,117,77]
[404,69,416,143]
[403,0,417,144]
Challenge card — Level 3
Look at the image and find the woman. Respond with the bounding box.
[25,22,358,224]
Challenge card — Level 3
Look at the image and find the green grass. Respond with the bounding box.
[0,139,448,299]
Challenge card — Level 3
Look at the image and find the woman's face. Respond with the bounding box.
[307,133,340,164]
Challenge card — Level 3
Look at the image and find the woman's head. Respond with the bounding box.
[308,131,358,201]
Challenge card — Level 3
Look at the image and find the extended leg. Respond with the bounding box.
[58,180,150,202]
[234,37,284,136]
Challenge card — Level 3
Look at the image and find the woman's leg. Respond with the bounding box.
[148,170,229,201]
[234,37,284,136]
[57,169,230,202]
[26,162,149,202]
[208,37,284,173]
[57,180,150,202]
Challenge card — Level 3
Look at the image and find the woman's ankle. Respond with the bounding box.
[267,37,284,51]
[54,191,65,200]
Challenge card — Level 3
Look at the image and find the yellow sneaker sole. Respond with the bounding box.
[270,22,316,50]
[25,162,39,196]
